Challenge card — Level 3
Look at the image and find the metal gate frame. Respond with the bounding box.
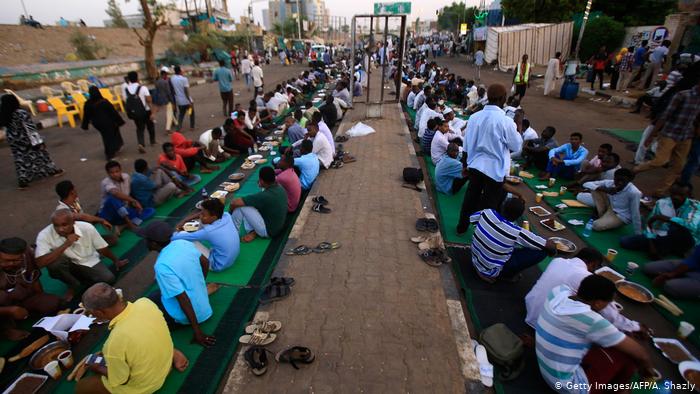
[349,14,407,106]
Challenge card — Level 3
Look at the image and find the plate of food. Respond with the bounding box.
[210,190,228,201]
[258,145,270,151]
[561,199,588,208]
[264,136,275,141]
[247,154,263,161]
[653,338,698,364]
[274,129,284,135]
[540,218,565,232]
[241,161,255,170]
[594,266,625,283]
[28,341,70,370]
[616,280,653,303]
[3,373,47,394]
[550,237,576,253]
[518,170,534,179]
[679,361,700,389]
[542,191,559,197]
[229,173,245,181]
[183,221,200,232]
[528,206,551,217]
[255,158,268,165]
[505,176,522,184]
[224,183,240,193]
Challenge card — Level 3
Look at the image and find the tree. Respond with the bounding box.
[592,0,676,26]
[272,17,309,39]
[106,0,128,28]
[128,0,171,80]
[437,2,477,33]
[501,0,580,23]
[578,15,625,61]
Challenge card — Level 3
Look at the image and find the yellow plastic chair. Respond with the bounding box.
[112,86,125,113]
[4,89,36,116]
[100,88,124,112]
[71,93,87,120]
[47,97,80,128]
[40,85,62,98]
[60,81,80,96]
[76,79,90,92]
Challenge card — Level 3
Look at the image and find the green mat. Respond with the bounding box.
[598,128,644,144]
[424,161,473,244]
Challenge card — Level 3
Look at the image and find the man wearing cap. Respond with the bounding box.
[134,221,216,347]
[442,107,466,138]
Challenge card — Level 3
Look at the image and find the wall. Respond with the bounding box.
[622,25,662,48]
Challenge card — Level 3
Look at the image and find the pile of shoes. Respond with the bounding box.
[411,232,451,267]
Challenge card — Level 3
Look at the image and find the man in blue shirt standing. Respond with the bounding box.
[135,221,216,347]
[172,198,240,272]
[541,132,588,180]
[213,60,234,117]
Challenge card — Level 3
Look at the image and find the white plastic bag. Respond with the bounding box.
[345,122,376,137]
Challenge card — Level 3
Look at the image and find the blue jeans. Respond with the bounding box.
[172,172,201,187]
[231,206,268,237]
[681,137,700,184]
[546,160,577,179]
[98,195,155,226]
[499,248,548,278]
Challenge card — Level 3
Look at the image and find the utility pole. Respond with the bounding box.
[296,0,302,40]
[574,0,593,59]
[20,0,28,17]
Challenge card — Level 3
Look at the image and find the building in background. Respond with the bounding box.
[265,0,329,30]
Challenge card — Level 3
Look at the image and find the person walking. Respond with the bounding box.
[241,55,253,92]
[617,47,635,91]
[213,60,234,117]
[456,84,522,234]
[251,59,264,99]
[589,46,608,90]
[153,67,177,133]
[543,52,562,96]
[513,54,531,101]
[171,66,195,131]
[0,94,63,189]
[122,71,156,153]
[81,86,125,160]
[474,49,484,82]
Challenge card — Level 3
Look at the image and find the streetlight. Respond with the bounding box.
[573,0,592,59]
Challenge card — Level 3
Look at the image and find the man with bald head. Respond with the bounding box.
[457,83,522,234]
[76,283,188,394]
[35,209,127,295]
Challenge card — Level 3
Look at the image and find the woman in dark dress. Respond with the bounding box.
[0,94,63,189]
[81,86,125,160]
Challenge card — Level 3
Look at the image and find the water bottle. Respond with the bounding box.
[582,219,594,238]
[247,147,253,156]
[201,188,208,200]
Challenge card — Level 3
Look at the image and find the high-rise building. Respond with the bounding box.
[266,0,329,31]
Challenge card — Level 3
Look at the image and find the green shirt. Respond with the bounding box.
[243,184,288,237]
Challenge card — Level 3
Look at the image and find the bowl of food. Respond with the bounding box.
[615,281,653,303]
[28,341,70,370]
[679,361,700,390]
[224,183,240,193]
[246,154,263,161]
[549,237,576,253]
[241,162,255,170]
[594,266,625,283]
[229,173,245,181]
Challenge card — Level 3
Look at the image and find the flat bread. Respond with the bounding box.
[561,199,588,208]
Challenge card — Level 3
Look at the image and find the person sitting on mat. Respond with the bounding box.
[292,122,333,169]
[435,143,468,195]
[576,168,642,234]
[229,167,288,243]
[172,198,240,272]
[540,132,588,180]
[98,160,155,230]
[0,237,62,341]
[535,276,655,394]
[568,153,621,191]
[620,182,699,258]
[169,131,218,174]
[525,247,643,334]
[131,159,189,209]
[159,143,203,187]
[75,283,189,394]
[199,127,229,162]
[134,221,216,347]
[431,117,461,164]
[469,198,556,283]
[578,143,613,176]
[522,126,558,171]
[55,180,117,246]
[294,140,320,190]
[285,112,306,145]
[643,244,700,299]
[275,153,302,212]
[223,115,254,154]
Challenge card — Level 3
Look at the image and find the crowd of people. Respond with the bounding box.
[401,46,700,392]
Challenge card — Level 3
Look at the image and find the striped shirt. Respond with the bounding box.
[421,128,437,154]
[536,285,626,393]
[469,209,547,278]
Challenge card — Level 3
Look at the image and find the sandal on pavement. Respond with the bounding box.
[244,346,271,376]
[275,346,316,370]
[270,277,295,287]
[342,155,357,163]
[312,203,331,214]
[239,329,277,346]
[245,320,282,334]
[415,218,438,232]
[317,241,340,250]
[312,196,329,205]
[411,236,428,243]
[259,283,291,304]
[285,245,312,255]
[330,160,344,169]
[419,249,451,267]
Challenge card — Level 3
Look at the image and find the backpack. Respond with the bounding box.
[403,167,424,184]
[124,85,148,120]
[478,323,525,381]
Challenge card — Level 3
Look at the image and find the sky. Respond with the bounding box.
[1,0,484,27]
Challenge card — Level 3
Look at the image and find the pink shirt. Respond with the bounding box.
[275,168,301,212]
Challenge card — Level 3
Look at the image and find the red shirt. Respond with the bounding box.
[170,131,200,158]
[275,168,301,212]
[158,153,187,173]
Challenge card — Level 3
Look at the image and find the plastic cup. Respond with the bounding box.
[522,221,530,231]
[626,262,639,276]
[548,178,556,187]
[535,193,543,203]
[679,322,695,339]
[560,186,567,195]
[606,249,618,262]
[44,360,62,380]
[58,350,74,369]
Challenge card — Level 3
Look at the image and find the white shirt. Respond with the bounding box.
[464,105,522,182]
[266,96,286,113]
[511,127,539,159]
[318,120,336,156]
[413,91,426,110]
[251,65,264,87]
[431,131,459,164]
[407,91,418,108]
[274,91,289,103]
[475,50,485,66]
[312,134,333,168]
[35,221,108,268]
[241,58,252,74]
[578,180,643,234]
[525,257,640,332]
[418,107,442,138]
[449,117,467,137]
[199,129,224,158]
[122,82,150,111]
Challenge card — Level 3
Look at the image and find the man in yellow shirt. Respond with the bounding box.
[76,283,188,394]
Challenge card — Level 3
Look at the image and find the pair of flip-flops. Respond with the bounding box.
[244,346,316,376]
[418,248,452,267]
[415,218,439,232]
[285,242,340,255]
[330,160,344,169]
[335,135,349,142]
[312,195,332,213]
[259,278,294,304]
